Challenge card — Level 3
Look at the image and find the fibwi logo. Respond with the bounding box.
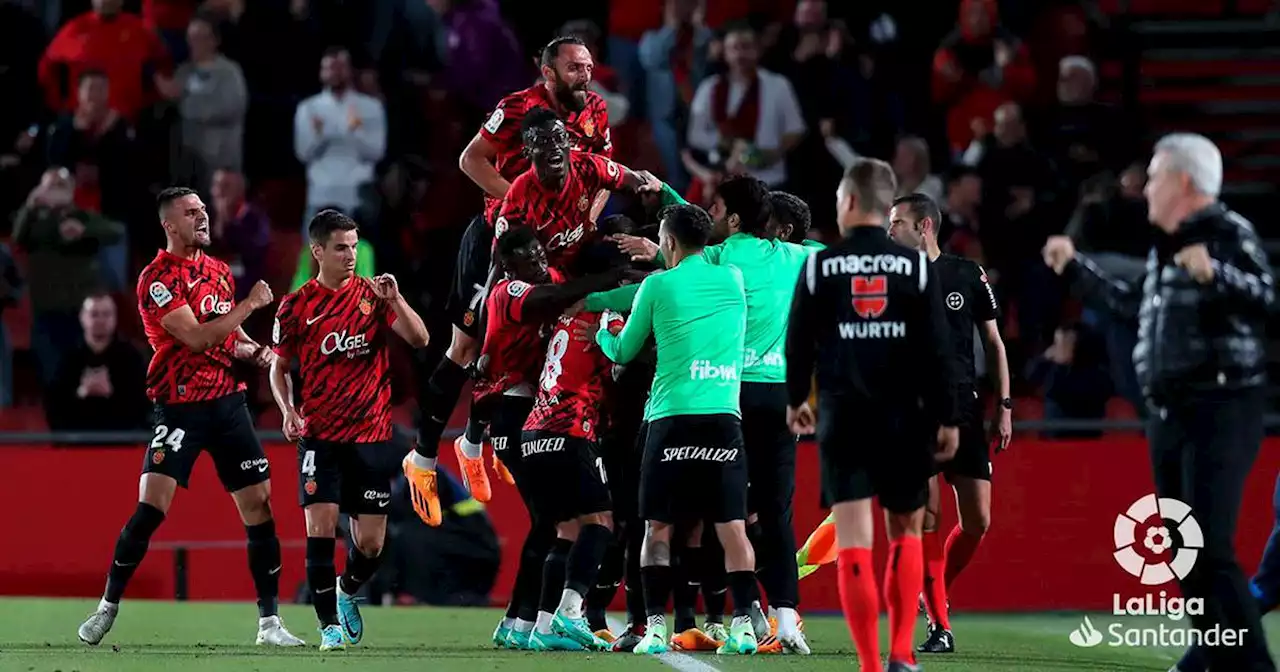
[1113,494,1203,585]
[689,360,737,381]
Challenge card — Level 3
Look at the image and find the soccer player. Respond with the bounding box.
[78,188,304,647]
[887,193,1012,654]
[518,238,638,652]
[785,159,961,672]
[269,211,430,651]
[413,35,613,523]
[768,191,813,244]
[611,177,819,654]
[595,203,759,656]
[465,227,637,650]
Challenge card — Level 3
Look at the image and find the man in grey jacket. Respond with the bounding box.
[167,14,248,194]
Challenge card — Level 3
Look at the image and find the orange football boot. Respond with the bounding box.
[402,453,442,526]
[454,436,492,502]
[671,628,721,651]
[491,451,515,486]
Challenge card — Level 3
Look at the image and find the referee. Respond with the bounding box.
[1044,133,1275,672]
[786,158,961,672]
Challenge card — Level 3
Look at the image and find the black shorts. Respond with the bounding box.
[143,392,270,492]
[741,382,797,517]
[640,414,748,524]
[937,391,992,482]
[297,438,400,515]
[816,396,933,514]
[599,362,653,525]
[446,214,494,337]
[482,394,535,479]
[519,431,612,523]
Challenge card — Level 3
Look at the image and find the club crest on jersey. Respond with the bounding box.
[360,298,373,315]
[305,479,317,495]
[219,276,230,292]
[578,194,589,212]
[851,275,889,319]
[463,310,476,327]
[149,281,173,307]
[151,449,164,464]
[582,116,595,137]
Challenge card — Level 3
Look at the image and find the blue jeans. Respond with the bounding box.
[98,231,130,292]
[31,311,82,387]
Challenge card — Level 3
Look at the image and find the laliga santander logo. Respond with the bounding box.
[1113,494,1203,586]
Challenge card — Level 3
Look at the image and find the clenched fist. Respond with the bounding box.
[246,280,274,310]
[1042,235,1076,275]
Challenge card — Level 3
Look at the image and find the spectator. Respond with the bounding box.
[38,0,172,122]
[0,242,22,408]
[1035,55,1135,196]
[144,0,199,63]
[12,168,125,385]
[294,47,387,229]
[208,168,269,302]
[1026,323,1112,439]
[167,13,248,195]
[932,0,1035,154]
[45,293,149,433]
[685,21,805,203]
[939,165,983,260]
[0,1,47,218]
[427,0,526,118]
[891,135,944,203]
[638,0,712,192]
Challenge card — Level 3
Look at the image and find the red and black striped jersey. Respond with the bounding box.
[472,270,564,404]
[496,152,627,272]
[478,84,612,224]
[273,277,397,443]
[524,311,624,441]
[137,250,244,404]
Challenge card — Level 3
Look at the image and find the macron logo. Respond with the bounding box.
[689,360,737,381]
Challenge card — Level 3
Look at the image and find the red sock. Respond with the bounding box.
[885,536,924,665]
[922,529,951,629]
[837,548,883,672]
[944,525,984,590]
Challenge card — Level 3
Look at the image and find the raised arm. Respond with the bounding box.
[597,275,656,365]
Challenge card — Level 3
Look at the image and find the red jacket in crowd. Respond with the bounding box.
[38,10,171,121]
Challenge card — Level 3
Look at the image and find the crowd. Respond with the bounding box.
[0,0,1145,431]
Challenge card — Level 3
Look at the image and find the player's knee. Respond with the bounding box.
[305,505,339,537]
[557,520,581,541]
[138,473,177,513]
[961,510,991,536]
[356,534,384,558]
[233,485,273,525]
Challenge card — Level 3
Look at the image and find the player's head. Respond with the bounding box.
[496,225,550,284]
[80,291,117,342]
[723,21,760,75]
[768,191,811,243]
[308,209,360,280]
[157,187,210,248]
[320,46,352,91]
[77,69,109,115]
[711,175,771,242]
[541,36,593,113]
[522,107,570,183]
[577,214,637,275]
[888,193,943,250]
[657,204,714,268]
[836,157,897,232]
[1146,133,1222,234]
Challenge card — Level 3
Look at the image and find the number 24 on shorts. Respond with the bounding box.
[151,424,186,451]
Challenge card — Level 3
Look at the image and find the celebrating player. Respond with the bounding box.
[785,160,961,672]
[412,36,614,524]
[79,188,304,648]
[269,211,430,651]
[768,191,814,244]
[887,194,1012,654]
[595,204,760,656]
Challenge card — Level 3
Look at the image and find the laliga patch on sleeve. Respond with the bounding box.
[494,216,509,237]
[149,281,173,307]
[484,108,505,134]
[272,318,282,345]
[507,280,531,298]
[606,160,620,178]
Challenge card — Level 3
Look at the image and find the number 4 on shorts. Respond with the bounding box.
[151,425,186,451]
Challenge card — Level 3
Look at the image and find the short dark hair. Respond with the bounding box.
[156,187,198,219]
[658,204,714,249]
[891,193,942,231]
[540,36,587,68]
[598,213,638,238]
[495,224,540,261]
[716,175,772,237]
[841,158,897,215]
[322,45,350,60]
[308,209,359,245]
[521,107,561,140]
[722,19,756,39]
[768,191,811,241]
[79,68,108,85]
[944,164,980,187]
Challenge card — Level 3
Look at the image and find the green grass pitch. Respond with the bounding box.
[2,597,1278,671]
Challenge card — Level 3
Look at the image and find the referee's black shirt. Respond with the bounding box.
[933,254,1001,392]
[785,226,961,426]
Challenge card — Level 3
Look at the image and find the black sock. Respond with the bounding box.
[104,503,165,604]
[306,537,338,626]
[339,543,384,596]
[758,514,799,610]
[673,546,701,632]
[416,358,470,458]
[728,571,757,618]
[541,538,573,614]
[517,521,555,622]
[246,520,281,618]
[566,524,612,597]
[746,521,766,570]
[463,403,486,444]
[702,540,727,624]
[586,534,624,631]
[642,565,673,620]
[625,522,646,626]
